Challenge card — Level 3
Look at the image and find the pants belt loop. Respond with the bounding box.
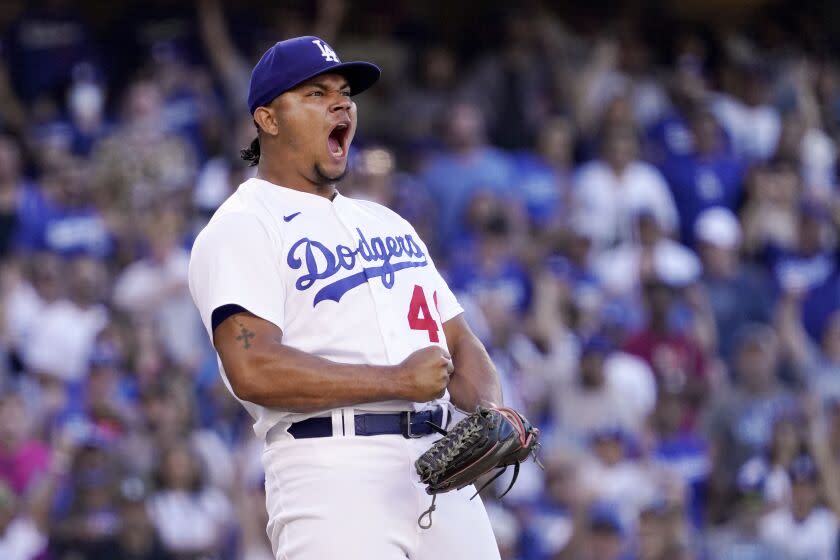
[443,402,453,430]
[342,408,356,436]
[331,409,344,437]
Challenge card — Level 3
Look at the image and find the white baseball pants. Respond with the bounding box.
[261,432,501,559]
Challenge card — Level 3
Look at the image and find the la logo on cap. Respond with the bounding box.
[312,39,340,63]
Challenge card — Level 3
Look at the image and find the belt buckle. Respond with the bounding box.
[401,411,423,438]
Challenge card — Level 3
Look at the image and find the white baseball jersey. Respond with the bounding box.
[758,506,839,560]
[188,177,462,439]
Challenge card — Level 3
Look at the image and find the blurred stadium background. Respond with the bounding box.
[2,0,840,558]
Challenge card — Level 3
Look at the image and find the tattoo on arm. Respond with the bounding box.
[235,320,255,349]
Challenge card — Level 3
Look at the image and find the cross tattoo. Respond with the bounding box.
[236,325,255,349]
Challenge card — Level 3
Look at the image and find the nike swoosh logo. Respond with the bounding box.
[283,212,301,222]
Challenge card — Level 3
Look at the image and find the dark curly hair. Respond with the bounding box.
[240,136,260,166]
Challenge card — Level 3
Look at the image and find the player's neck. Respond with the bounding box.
[256,164,337,200]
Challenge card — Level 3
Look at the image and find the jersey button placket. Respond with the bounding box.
[331,201,394,363]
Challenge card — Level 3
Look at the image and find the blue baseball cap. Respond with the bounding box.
[247,36,381,115]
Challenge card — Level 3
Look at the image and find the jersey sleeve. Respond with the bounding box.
[432,266,464,323]
[189,212,286,338]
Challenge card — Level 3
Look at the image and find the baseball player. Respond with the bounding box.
[188,36,504,559]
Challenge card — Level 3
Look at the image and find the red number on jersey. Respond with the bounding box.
[407,285,439,342]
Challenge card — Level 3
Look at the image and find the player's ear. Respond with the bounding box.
[254,106,279,136]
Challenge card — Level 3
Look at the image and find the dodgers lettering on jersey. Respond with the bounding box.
[288,229,427,305]
[188,178,462,439]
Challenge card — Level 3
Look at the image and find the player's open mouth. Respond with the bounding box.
[328,123,350,158]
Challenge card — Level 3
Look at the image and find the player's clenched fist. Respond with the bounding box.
[394,346,454,402]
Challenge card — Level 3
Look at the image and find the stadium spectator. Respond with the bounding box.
[448,202,531,315]
[650,387,710,529]
[576,427,677,533]
[48,428,122,558]
[757,452,840,560]
[18,162,112,258]
[777,289,840,402]
[703,482,786,559]
[773,110,837,195]
[387,44,460,152]
[91,79,196,217]
[366,150,441,244]
[193,115,257,215]
[146,445,234,559]
[513,116,574,231]
[644,38,712,165]
[737,414,802,509]
[81,337,136,430]
[572,123,678,250]
[62,64,110,157]
[0,134,41,257]
[740,160,801,255]
[594,209,701,329]
[766,199,840,344]
[711,61,781,162]
[126,384,234,491]
[574,32,669,143]
[575,503,629,560]
[694,207,773,358]
[634,498,693,560]
[0,431,69,560]
[705,324,797,517]
[524,454,579,558]
[659,107,745,246]
[459,12,550,151]
[112,207,204,372]
[86,477,174,560]
[420,102,515,248]
[3,254,64,375]
[22,256,109,384]
[148,42,221,161]
[0,480,46,560]
[623,276,710,426]
[552,337,653,446]
[0,393,50,496]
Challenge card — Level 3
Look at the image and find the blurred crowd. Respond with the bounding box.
[2,0,840,559]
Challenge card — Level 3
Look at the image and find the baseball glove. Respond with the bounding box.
[414,406,541,528]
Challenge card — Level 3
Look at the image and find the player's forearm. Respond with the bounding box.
[444,318,503,412]
[223,342,403,411]
[215,312,451,411]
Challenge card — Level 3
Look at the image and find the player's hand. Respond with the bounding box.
[395,346,453,402]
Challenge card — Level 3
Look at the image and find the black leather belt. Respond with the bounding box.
[288,407,445,439]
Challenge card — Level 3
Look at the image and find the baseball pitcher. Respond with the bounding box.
[189,36,537,560]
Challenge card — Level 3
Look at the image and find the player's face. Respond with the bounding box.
[275,73,357,185]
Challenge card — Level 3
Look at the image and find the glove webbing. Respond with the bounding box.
[416,415,486,486]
